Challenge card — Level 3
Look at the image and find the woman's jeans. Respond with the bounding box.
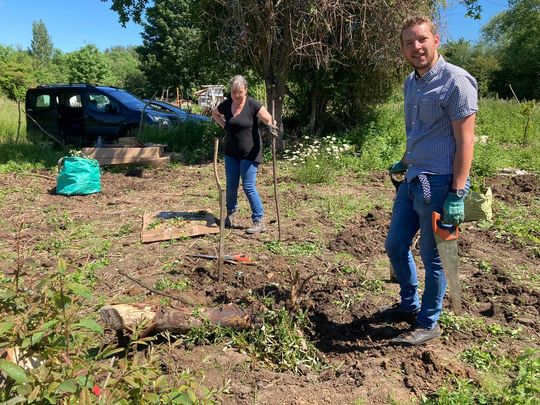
[225,155,264,222]
[384,174,467,330]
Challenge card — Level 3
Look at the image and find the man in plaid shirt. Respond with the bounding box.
[379,15,478,346]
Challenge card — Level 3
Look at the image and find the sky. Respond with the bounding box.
[0,0,509,53]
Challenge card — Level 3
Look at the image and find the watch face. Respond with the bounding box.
[456,189,466,198]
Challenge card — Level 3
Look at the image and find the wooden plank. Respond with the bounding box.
[141,210,219,243]
[94,156,170,167]
[82,146,164,159]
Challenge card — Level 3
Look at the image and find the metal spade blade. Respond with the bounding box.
[432,211,462,315]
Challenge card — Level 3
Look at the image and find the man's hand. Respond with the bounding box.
[389,160,406,174]
[443,193,465,225]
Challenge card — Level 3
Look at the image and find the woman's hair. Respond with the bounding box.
[230,75,248,91]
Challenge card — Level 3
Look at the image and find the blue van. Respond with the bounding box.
[25,84,178,146]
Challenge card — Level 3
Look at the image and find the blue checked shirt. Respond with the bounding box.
[404,55,478,182]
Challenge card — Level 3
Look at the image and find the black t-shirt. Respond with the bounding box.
[217,97,263,163]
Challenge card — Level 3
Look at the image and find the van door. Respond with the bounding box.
[58,91,85,145]
[84,92,123,143]
[25,90,59,138]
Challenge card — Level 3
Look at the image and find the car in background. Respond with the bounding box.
[25,84,178,146]
[143,99,211,123]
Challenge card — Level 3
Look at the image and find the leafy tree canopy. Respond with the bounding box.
[30,20,54,64]
[64,45,113,84]
[481,0,540,99]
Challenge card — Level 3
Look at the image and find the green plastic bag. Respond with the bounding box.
[56,157,101,196]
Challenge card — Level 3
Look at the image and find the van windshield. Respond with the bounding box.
[103,89,146,110]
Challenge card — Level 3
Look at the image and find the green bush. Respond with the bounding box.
[0,260,219,404]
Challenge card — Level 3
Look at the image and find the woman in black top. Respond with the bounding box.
[211,75,275,234]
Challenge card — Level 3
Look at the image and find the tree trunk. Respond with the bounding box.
[99,303,253,337]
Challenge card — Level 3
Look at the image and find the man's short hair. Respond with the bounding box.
[400,15,437,43]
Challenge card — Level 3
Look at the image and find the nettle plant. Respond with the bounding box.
[284,135,353,184]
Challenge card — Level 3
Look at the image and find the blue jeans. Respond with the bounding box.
[225,155,264,222]
[385,174,467,329]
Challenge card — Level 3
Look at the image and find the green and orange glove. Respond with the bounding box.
[443,192,465,225]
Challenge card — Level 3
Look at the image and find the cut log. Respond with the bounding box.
[99,303,156,331]
[154,303,251,334]
[99,303,252,336]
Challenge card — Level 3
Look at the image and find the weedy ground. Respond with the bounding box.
[1,161,538,404]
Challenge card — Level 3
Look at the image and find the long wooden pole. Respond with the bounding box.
[271,87,282,241]
[213,138,225,281]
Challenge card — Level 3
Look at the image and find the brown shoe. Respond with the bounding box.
[390,324,441,346]
[246,221,266,234]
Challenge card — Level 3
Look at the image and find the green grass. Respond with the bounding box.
[493,199,540,248]
[423,348,539,405]
[339,98,540,176]
[0,96,25,142]
[183,307,326,373]
[140,121,222,164]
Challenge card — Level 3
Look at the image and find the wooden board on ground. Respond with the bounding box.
[141,210,219,243]
[81,144,167,166]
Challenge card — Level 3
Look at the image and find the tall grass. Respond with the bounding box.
[140,121,223,164]
[1,95,539,174]
[0,96,25,142]
[0,97,63,172]
[343,98,540,176]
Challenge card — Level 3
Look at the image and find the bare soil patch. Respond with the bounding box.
[1,166,538,404]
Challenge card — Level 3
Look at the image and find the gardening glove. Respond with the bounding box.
[268,124,279,138]
[389,160,407,174]
[443,192,465,226]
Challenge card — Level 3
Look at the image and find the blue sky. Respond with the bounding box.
[0,0,509,52]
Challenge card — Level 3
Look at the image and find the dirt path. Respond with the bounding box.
[1,165,538,404]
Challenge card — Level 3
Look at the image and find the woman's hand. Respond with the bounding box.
[211,107,226,129]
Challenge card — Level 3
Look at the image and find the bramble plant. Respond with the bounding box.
[284,135,353,184]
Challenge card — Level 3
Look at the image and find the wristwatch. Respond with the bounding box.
[450,188,466,198]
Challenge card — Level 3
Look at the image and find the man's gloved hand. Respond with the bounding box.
[389,160,407,174]
[443,192,465,225]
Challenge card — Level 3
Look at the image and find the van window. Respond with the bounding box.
[29,94,52,109]
[60,93,82,108]
[87,93,118,113]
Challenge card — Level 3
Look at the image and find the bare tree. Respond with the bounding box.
[206,0,434,129]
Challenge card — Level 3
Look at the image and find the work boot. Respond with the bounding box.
[375,303,419,325]
[246,221,266,234]
[224,213,235,229]
[390,324,441,346]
